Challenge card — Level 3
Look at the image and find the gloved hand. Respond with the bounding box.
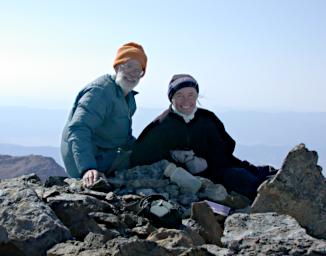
[185,157,208,174]
[170,150,195,163]
[170,150,208,174]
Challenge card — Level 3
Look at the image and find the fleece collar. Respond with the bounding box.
[171,105,197,123]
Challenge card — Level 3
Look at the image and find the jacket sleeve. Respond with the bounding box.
[208,111,236,155]
[67,87,109,175]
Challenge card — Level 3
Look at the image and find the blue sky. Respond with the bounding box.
[1,0,325,111]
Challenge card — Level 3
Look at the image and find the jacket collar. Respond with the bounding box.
[171,105,197,123]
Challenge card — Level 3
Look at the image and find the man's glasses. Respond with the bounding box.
[119,63,144,78]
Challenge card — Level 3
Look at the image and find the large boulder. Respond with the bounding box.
[46,192,115,240]
[251,144,326,239]
[0,174,71,256]
[222,212,326,255]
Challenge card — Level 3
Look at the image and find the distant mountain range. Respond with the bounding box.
[0,154,67,181]
[0,143,63,166]
[0,106,325,177]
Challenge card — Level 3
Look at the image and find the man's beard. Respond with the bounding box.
[115,71,139,94]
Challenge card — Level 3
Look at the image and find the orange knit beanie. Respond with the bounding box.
[113,42,147,76]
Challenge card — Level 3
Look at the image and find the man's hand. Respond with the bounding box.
[82,169,100,187]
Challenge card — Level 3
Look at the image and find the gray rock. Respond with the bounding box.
[190,201,223,246]
[107,236,173,256]
[120,212,147,228]
[88,212,124,229]
[47,193,113,239]
[251,143,326,239]
[179,244,230,256]
[121,194,142,202]
[63,178,83,192]
[13,172,43,184]
[114,160,168,181]
[147,227,205,249]
[132,222,156,238]
[105,191,119,201]
[88,177,112,193]
[47,240,108,256]
[163,184,180,198]
[178,193,199,206]
[0,178,71,256]
[42,186,63,199]
[221,191,251,209]
[198,177,228,203]
[79,189,109,201]
[83,232,115,247]
[222,212,326,255]
[182,218,201,233]
[44,176,67,187]
[47,231,122,256]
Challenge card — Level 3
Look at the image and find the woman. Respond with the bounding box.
[130,74,275,199]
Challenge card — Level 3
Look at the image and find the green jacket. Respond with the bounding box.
[61,74,137,178]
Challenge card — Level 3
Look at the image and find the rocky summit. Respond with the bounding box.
[0,144,325,256]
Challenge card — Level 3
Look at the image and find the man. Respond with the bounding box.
[61,42,147,187]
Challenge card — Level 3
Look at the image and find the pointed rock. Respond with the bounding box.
[190,201,223,246]
[251,143,326,239]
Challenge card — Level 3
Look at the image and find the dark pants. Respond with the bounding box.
[220,167,262,200]
[200,164,276,200]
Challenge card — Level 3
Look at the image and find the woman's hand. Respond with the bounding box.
[170,150,207,174]
[185,157,208,174]
[170,150,195,163]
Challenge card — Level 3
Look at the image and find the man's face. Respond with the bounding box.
[115,59,143,94]
[172,87,198,115]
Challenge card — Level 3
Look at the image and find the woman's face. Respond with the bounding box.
[171,87,198,115]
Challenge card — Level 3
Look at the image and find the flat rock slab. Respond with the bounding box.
[222,212,326,255]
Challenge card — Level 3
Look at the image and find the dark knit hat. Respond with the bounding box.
[113,42,147,76]
[168,74,199,101]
